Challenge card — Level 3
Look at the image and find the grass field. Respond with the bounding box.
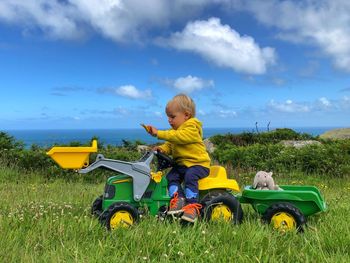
[1,166,349,263]
[320,128,350,139]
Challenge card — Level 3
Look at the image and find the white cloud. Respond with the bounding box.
[266,96,350,113]
[166,75,214,94]
[233,0,350,72]
[313,97,333,111]
[268,99,310,113]
[198,109,206,116]
[4,0,350,76]
[160,17,276,75]
[0,0,218,42]
[98,85,152,99]
[0,0,82,40]
[70,0,173,42]
[328,96,350,111]
[319,97,331,107]
[218,109,237,118]
[113,106,129,116]
[154,111,162,118]
[116,85,152,99]
[2,0,350,75]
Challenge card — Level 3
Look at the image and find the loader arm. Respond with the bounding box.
[79,152,154,201]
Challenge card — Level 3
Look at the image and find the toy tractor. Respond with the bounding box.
[47,140,243,230]
[47,140,326,232]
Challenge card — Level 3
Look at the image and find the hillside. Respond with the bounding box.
[320,128,350,139]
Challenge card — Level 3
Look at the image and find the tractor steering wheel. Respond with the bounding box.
[154,151,174,171]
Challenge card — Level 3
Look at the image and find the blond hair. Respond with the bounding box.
[166,94,196,117]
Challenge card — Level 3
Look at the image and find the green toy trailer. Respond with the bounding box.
[238,185,327,232]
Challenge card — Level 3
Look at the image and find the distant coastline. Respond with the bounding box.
[2,127,341,148]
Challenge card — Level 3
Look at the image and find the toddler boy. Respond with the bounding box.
[146,94,210,222]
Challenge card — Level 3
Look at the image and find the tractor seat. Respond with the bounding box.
[198,166,240,192]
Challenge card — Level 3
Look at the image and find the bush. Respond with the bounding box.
[210,128,315,147]
[1,130,349,180]
[0,132,24,151]
[212,141,350,177]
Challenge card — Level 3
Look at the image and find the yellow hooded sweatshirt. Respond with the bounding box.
[157,118,211,168]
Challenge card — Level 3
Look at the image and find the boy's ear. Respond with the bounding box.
[184,111,191,119]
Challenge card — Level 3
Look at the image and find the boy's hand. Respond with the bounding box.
[141,123,158,137]
[149,126,158,137]
[152,146,163,152]
[141,123,152,133]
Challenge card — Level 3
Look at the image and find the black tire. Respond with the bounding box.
[104,202,139,230]
[157,206,168,221]
[201,190,243,224]
[91,195,103,217]
[262,202,306,232]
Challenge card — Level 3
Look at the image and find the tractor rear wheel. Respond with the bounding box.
[201,190,243,224]
[262,202,306,232]
[105,202,139,230]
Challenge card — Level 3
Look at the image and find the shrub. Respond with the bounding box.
[210,128,315,147]
[0,132,24,151]
[212,142,350,177]
[1,130,349,180]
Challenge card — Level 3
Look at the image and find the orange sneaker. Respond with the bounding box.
[181,203,202,222]
[167,192,186,215]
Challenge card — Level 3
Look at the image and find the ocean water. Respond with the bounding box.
[3,127,336,148]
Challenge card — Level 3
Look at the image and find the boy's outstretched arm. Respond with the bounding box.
[157,125,201,144]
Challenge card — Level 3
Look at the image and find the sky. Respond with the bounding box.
[0,0,350,130]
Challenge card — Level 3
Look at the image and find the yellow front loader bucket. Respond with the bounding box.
[46,140,98,169]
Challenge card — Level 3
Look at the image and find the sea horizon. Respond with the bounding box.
[2,126,342,148]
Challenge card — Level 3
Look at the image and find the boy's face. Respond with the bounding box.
[166,103,190,130]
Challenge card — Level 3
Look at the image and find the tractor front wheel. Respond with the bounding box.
[262,202,306,232]
[201,190,243,224]
[91,195,103,217]
[105,202,139,230]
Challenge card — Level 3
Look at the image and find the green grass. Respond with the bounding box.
[1,166,350,263]
[320,127,350,139]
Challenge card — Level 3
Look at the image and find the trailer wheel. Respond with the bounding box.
[91,195,103,217]
[201,190,243,224]
[263,202,306,232]
[105,202,139,230]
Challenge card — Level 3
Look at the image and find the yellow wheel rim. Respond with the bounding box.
[271,212,296,232]
[211,204,233,222]
[110,210,134,229]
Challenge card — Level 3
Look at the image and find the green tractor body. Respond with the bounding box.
[87,151,243,229]
[102,174,170,216]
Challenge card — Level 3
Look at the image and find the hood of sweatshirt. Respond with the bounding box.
[181,117,203,137]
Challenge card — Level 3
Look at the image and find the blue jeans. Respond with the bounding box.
[167,165,209,204]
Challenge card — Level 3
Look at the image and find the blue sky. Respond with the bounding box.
[0,0,349,130]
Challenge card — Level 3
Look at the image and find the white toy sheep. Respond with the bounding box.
[253,171,282,190]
